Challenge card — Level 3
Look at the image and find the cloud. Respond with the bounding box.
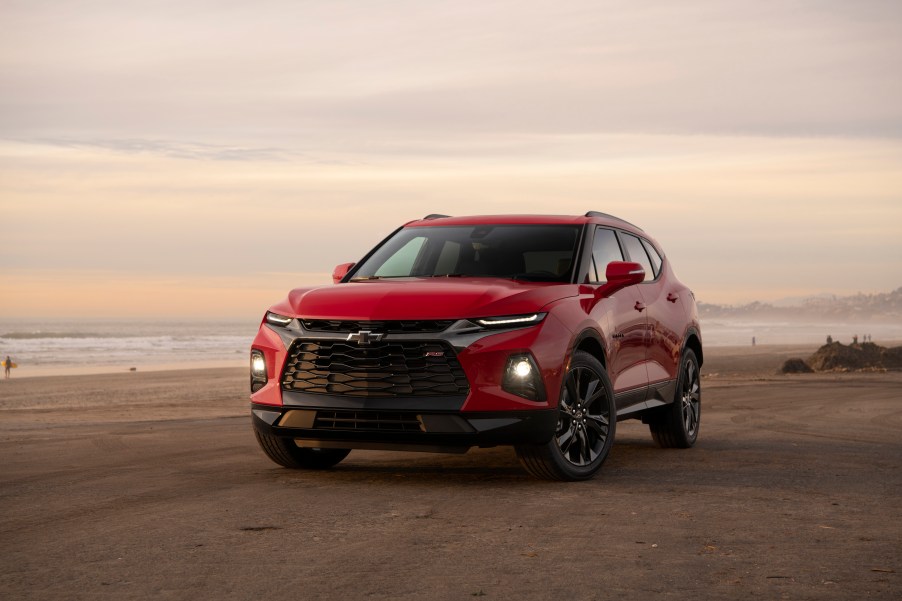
[26,138,294,162]
[1,0,900,144]
[0,0,900,315]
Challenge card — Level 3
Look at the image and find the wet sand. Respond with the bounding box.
[1,346,899,600]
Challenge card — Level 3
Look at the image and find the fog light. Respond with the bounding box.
[502,353,545,401]
[250,349,267,392]
[513,359,532,378]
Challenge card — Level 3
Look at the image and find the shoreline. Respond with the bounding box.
[3,341,901,381]
[0,358,245,379]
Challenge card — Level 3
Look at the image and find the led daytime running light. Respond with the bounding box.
[265,312,292,327]
[476,313,544,327]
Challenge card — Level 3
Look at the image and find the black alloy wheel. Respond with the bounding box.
[516,351,616,481]
[680,355,701,439]
[649,348,701,448]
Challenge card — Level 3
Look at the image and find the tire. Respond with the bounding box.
[649,349,701,448]
[516,351,616,481]
[254,430,350,469]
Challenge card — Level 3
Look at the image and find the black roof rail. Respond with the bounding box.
[584,211,643,231]
[423,214,451,220]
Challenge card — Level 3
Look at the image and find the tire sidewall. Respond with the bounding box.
[547,351,617,479]
[677,349,700,446]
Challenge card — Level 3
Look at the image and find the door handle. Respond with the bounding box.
[666,293,679,303]
[634,301,645,312]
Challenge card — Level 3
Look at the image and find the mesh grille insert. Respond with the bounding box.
[281,340,470,398]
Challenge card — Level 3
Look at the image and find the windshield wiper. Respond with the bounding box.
[350,275,419,281]
[425,273,522,279]
[360,273,525,280]
[510,273,560,282]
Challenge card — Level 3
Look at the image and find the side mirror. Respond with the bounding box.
[606,261,645,285]
[332,262,355,284]
[597,261,645,296]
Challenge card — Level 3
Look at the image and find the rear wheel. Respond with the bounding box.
[516,351,616,481]
[648,349,700,448]
[254,430,350,469]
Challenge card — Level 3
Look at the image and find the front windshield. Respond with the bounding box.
[352,225,582,282]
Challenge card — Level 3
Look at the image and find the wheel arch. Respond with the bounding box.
[571,327,608,370]
[683,327,703,367]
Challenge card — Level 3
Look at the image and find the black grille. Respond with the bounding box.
[314,410,423,432]
[300,320,455,334]
[281,340,470,398]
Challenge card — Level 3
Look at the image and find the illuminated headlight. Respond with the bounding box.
[474,313,546,329]
[250,349,267,392]
[502,353,546,401]
[265,312,293,327]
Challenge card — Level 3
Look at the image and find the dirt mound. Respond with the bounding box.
[807,342,902,372]
[780,358,814,373]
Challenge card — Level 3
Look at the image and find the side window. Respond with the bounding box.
[621,234,654,281]
[640,238,663,278]
[374,236,426,277]
[591,227,624,283]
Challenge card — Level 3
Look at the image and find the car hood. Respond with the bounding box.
[271,278,579,321]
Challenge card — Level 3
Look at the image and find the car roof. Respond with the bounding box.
[404,213,645,234]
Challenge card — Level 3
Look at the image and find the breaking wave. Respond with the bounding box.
[1,331,130,340]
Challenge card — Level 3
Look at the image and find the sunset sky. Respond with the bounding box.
[1,0,900,319]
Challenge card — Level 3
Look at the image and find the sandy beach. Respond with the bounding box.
[1,345,900,600]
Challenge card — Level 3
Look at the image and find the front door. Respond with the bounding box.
[586,227,649,411]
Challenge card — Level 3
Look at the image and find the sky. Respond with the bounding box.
[1,0,900,319]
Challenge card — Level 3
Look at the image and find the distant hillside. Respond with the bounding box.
[700,287,902,322]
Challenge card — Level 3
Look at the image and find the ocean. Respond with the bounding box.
[0,319,256,377]
[1,317,900,378]
[698,319,902,347]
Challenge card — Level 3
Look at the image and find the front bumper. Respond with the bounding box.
[252,402,558,453]
[250,313,573,413]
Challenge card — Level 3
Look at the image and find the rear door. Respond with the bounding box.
[620,233,682,385]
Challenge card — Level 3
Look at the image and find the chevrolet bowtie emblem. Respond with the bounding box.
[347,330,384,346]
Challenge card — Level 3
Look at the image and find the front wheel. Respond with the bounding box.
[254,430,350,469]
[516,351,616,481]
[648,349,700,448]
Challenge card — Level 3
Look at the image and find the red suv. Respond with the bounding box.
[250,212,702,480]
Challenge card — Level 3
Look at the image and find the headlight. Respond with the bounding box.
[250,349,268,392]
[265,312,293,327]
[502,353,546,401]
[474,313,546,328]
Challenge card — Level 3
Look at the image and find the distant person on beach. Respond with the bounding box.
[752,336,756,346]
[3,355,11,379]
[826,335,833,344]
[853,335,859,344]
